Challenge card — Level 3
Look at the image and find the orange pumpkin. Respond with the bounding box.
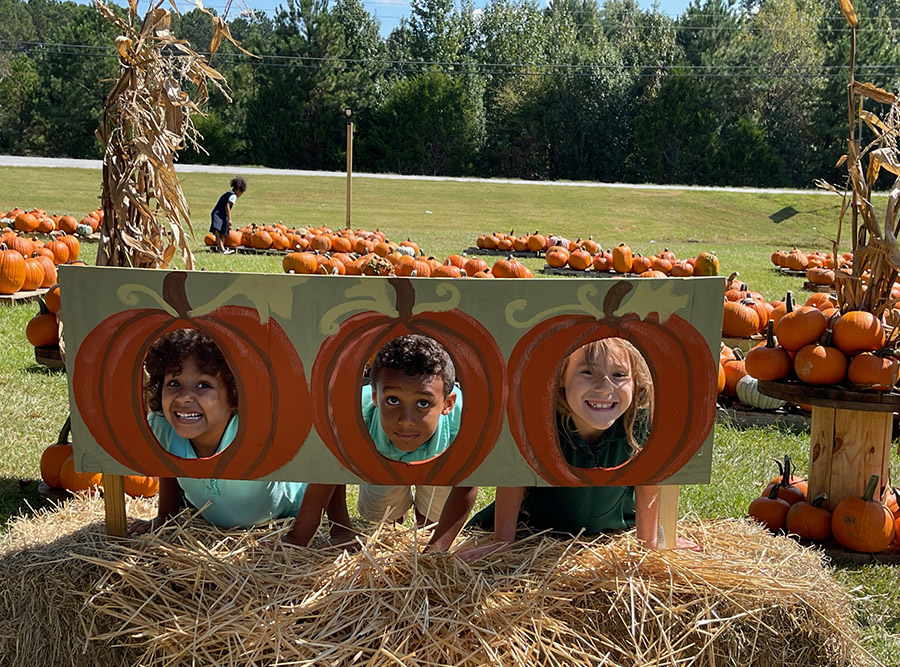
[786,493,832,541]
[40,418,75,489]
[59,454,103,494]
[123,475,160,498]
[0,245,26,294]
[744,321,791,381]
[26,301,59,347]
[831,475,895,553]
[611,243,633,274]
[832,310,885,355]
[749,484,790,532]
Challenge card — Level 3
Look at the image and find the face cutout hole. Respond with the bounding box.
[143,328,238,460]
[365,334,460,462]
[556,337,655,469]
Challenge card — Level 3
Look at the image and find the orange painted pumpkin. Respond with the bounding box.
[310,278,506,485]
[506,282,716,486]
[73,272,312,479]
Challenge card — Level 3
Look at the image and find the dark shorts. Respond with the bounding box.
[210,213,230,235]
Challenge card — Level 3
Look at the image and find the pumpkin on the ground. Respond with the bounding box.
[59,454,103,494]
[749,484,790,532]
[40,418,75,489]
[831,475,895,553]
[786,494,832,541]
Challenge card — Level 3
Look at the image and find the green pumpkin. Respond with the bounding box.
[736,375,786,410]
[693,251,719,277]
[75,223,94,237]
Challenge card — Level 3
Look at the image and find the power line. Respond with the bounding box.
[3,42,898,81]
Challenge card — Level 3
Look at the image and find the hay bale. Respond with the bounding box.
[0,496,873,667]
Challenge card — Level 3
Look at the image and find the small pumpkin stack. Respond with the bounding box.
[0,227,82,295]
[40,417,159,498]
[543,240,719,278]
[1,207,101,237]
[282,249,533,279]
[743,290,900,392]
[721,273,774,339]
[206,224,420,257]
[770,247,849,273]
[748,456,898,553]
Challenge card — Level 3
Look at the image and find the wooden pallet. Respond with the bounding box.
[463,247,543,258]
[721,335,763,354]
[0,287,49,305]
[802,281,833,293]
[35,345,64,369]
[540,265,619,278]
[205,246,285,256]
[819,540,900,565]
[771,267,806,277]
[37,481,71,505]
[715,404,811,431]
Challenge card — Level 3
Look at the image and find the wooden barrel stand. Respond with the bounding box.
[758,381,899,511]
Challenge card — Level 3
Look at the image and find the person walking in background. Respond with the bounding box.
[210,177,246,254]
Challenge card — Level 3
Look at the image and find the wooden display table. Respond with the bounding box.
[758,380,898,512]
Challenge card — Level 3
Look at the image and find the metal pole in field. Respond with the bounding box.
[345,108,353,228]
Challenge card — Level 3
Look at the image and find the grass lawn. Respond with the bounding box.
[1,166,898,663]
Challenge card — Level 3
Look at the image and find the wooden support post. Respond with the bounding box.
[657,485,679,550]
[103,473,127,537]
[345,113,353,228]
[808,405,893,511]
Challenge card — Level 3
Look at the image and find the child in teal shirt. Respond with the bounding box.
[285,335,476,551]
[128,328,351,536]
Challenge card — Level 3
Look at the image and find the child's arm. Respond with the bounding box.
[457,486,525,561]
[634,484,660,548]
[424,486,478,553]
[283,483,335,546]
[225,201,233,227]
[128,477,181,535]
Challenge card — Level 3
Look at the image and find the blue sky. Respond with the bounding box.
[85,0,692,37]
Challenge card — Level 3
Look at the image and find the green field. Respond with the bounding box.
[1,166,897,663]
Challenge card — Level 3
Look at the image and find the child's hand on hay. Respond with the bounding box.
[674,537,702,552]
[457,539,512,561]
[127,516,166,535]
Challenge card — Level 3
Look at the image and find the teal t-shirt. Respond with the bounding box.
[147,412,306,528]
[361,384,463,462]
[470,411,649,536]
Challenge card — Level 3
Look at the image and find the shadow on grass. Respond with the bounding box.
[0,477,46,529]
[23,363,65,376]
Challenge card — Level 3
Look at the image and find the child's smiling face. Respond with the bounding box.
[373,369,456,453]
[161,357,235,457]
[562,345,634,443]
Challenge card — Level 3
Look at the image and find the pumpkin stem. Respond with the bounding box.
[36,296,52,317]
[780,454,793,487]
[162,271,191,317]
[784,291,795,313]
[810,493,829,508]
[603,281,634,318]
[766,483,781,500]
[765,320,777,348]
[861,474,880,502]
[389,277,416,319]
[57,415,72,446]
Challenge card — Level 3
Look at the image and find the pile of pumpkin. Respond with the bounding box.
[545,241,720,277]
[1,207,102,236]
[719,287,898,412]
[40,418,158,498]
[1,225,82,295]
[25,289,62,351]
[283,247,533,278]
[202,224,424,256]
[770,247,855,288]
[474,230,574,253]
[721,274,781,339]
[748,456,899,553]
[738,290,900,391]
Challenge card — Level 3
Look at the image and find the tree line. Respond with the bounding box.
[1,0,899,188]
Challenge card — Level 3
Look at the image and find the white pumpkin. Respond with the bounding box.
[395,245,416,257]
[736,375,787,410]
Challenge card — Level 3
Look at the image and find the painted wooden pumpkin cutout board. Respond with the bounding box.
[61,267,723,498]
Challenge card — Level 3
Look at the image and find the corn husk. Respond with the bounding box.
[93,0,251,270]
[0,494,873,667]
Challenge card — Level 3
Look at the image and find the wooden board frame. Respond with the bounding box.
[60,266,723,489]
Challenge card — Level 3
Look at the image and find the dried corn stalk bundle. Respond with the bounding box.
[816,0,900,335]
[94,0,250,269]
[0,494,871,667]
